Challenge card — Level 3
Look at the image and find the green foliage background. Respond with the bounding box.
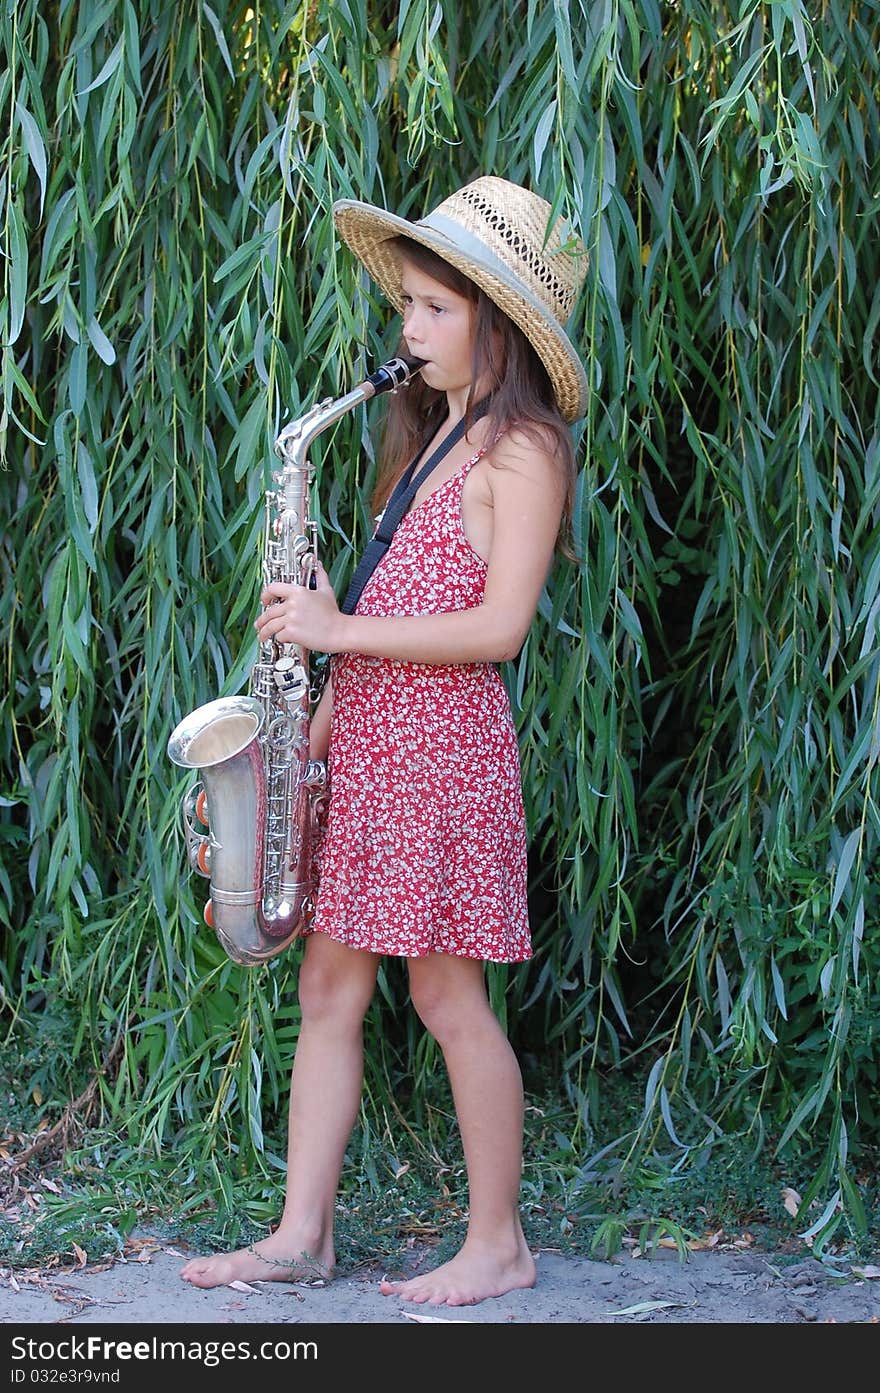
[2,0,879,1248]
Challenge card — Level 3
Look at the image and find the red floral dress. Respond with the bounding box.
[307,445,531,962]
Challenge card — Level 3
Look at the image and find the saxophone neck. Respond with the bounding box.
[272,356,424,468]
[273,385,370,469]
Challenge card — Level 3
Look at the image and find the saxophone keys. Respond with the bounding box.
[273,656,309,702]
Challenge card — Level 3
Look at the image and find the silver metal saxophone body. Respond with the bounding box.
[167,355,422,965]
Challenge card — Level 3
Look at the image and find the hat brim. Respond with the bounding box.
[332,199,588,422]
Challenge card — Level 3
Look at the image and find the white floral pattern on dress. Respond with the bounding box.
[307,446,531,962]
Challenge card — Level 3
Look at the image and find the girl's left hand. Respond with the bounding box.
[255,562,346,652]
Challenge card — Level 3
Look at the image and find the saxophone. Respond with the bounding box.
[167,355,423,965]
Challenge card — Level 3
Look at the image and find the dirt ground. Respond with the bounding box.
[2,1229,879,1325]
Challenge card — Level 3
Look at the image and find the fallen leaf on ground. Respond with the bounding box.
[71,1243,87,1268]
[126,1238,160,1256]
[655,1231,723,1252]
[689,1230,722,1250]
[782,1187,802,1217]
[607,1299,694,1316]
[400,1311,471,1323]
[227,1279,259,1293]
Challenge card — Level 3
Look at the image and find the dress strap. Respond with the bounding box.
[455,444,489,482]
[340,400,494,616]
[455,428,506,484]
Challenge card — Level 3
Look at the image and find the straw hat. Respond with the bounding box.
[332,176,589,421]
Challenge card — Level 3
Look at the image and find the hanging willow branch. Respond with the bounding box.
[1,1,878,1246]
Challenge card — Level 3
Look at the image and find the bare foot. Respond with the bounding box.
[180,1235,335,1290]
[379,1239,536,1307]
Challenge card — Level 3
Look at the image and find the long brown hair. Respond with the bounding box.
[372,237,577,545]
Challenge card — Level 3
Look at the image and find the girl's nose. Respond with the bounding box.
[403,304,424,340]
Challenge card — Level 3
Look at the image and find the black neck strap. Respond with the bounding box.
[340,397,493,616]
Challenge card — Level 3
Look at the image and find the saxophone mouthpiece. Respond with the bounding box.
[365,356,426,397]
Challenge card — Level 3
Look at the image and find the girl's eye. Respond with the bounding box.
[400,295,445,315]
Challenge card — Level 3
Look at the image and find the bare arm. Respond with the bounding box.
[309,676,333,762]
[256,432,566,665]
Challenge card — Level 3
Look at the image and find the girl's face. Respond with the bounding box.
[399,261,476,397]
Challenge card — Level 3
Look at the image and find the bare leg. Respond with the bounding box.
[380,954,535,1306]
[180,933,379,1288]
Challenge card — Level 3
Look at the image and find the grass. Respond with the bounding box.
[2,1029,877,1278]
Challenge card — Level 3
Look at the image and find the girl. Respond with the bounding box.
[180,176,588,1307]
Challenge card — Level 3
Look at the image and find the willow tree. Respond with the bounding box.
[2,0,878,1250]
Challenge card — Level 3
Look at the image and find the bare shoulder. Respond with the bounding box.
[487,423,566,498]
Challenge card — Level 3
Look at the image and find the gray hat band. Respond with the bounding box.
[417,211,570,324]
